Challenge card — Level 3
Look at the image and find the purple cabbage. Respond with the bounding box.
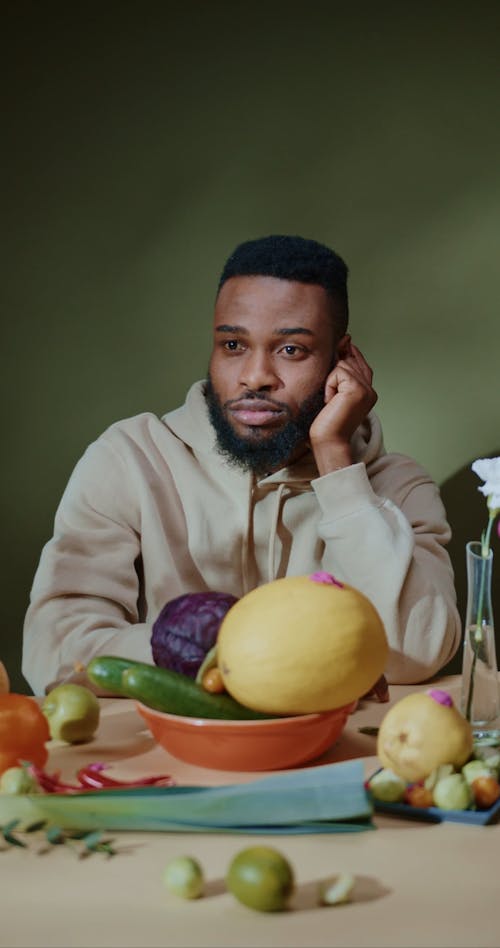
[151,591,239,678]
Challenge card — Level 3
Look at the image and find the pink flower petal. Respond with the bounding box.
[426,688,454,707]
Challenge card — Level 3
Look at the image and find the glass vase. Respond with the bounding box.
[460,540,500,743]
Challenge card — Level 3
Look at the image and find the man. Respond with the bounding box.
[22,235,461,694]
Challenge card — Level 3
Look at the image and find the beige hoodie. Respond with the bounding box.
[23,381,461,694]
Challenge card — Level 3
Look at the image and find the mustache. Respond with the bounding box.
[225,392,290,412]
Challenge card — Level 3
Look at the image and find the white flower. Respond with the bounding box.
[471,457,500,512]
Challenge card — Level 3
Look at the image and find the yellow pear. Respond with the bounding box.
[377,689,473,783]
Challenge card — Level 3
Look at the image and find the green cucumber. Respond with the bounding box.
[86,655,141,696]
[120,663,275,720]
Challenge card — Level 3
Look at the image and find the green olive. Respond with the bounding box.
[163,856,204,899]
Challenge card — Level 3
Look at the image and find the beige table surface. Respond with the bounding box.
[1,675,499,948]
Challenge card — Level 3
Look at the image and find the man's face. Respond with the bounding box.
[207,275,338,473]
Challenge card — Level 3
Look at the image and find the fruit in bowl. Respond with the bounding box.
[217,572,388,714]
[87,655,354,769]
[86,569,386,771]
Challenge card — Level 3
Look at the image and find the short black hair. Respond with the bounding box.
[217,234,349,336]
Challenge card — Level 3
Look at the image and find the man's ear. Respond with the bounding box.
[335,333,351,361]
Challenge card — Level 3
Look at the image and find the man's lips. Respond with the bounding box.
[227,399,287,427]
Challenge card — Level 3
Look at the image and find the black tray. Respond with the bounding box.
[368,770,500,825]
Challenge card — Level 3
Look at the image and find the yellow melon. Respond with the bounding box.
[217,572,388,714]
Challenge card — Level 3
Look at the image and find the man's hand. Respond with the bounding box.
[309,337,377,475]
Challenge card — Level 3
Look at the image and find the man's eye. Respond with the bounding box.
[282,344,304,357]
[223,340,241,351]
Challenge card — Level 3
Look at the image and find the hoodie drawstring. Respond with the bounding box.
[267,482,286,583]
[241,479,313,592]
[241,475,256,595]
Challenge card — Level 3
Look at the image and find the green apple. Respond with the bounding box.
[42,684,100,743]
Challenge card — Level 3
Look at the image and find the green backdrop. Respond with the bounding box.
[3,1,500,692]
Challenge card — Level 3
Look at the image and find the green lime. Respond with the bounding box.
[226,846,294,912]
[163,856,204,899]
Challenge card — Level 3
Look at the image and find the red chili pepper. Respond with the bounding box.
[28,764,82,793]
[76,762,175,790]
[28,762,175,793]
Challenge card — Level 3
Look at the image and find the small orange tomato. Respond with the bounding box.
[404,784,434,808]
[201,668,226,694]
[0,694,50,775]
[471,776,500,809]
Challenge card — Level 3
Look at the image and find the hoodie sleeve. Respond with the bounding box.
[22,436,153,695]
[311,456,462,683]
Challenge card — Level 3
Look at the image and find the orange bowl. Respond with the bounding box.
[135,701,355,771]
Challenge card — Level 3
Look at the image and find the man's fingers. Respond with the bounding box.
[326,357,374,399]
[342,343,374,384]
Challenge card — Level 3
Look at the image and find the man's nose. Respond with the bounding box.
[239,350,279,390]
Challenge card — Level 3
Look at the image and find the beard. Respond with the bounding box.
[204,373,326,474]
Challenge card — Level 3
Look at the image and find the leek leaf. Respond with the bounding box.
[0,759,372,835]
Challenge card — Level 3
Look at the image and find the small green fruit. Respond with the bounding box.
[424,764,455,791]
[462,760,495,786]
[473,748,500,776]
[433,773,472,810]
[0,766,39,795]
[226,846,294,912]
[42,684,100,743]
[368,768,406,803]
[163,856,204,899]
[485,754,500,776]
